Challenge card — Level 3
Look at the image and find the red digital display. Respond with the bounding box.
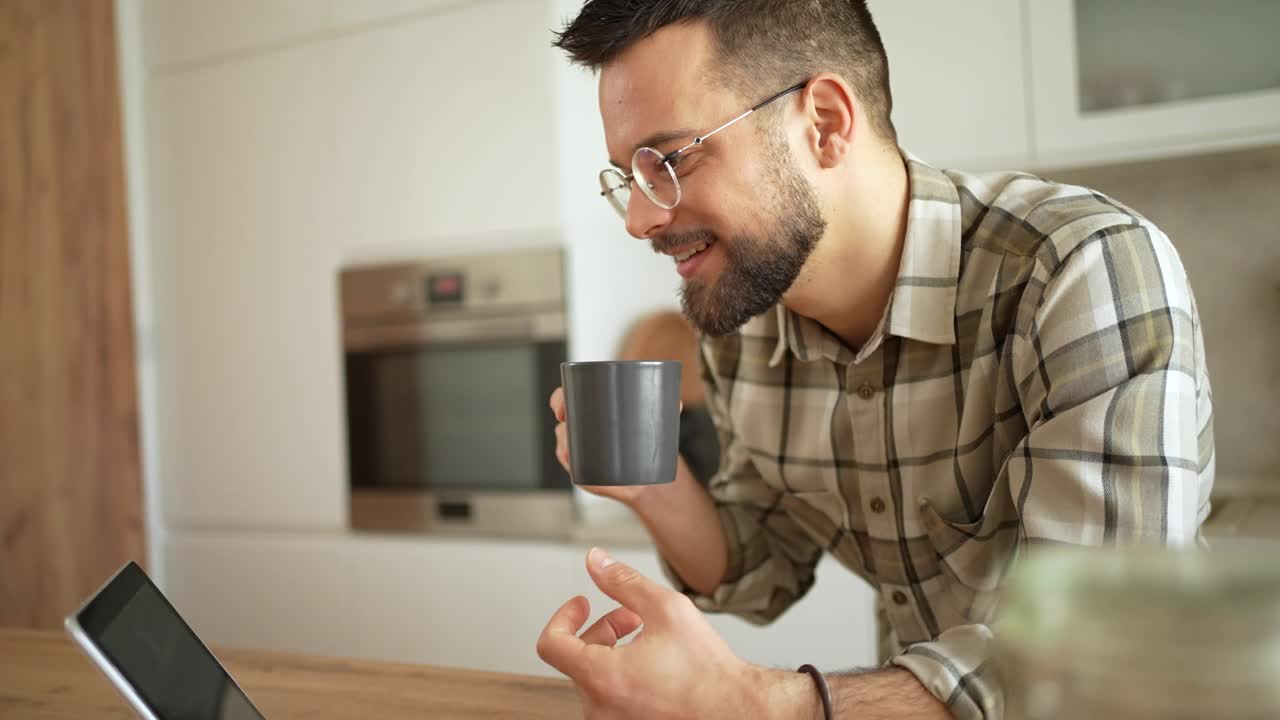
[427,272,464,304]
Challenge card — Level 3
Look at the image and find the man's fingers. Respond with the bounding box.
[536,595,590,677]
[549,386,567,421]
[578,606,644,647]
[555,422,571,472]
[586,548,685,623]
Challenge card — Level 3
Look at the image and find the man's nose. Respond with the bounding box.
[624,186,675,240]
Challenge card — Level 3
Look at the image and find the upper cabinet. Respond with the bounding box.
[871,0,1033,171]
[331,0,561,250]
[141,0,471,67]
[142,0,331,67]
[871,0,1280,171]
[1026,0,1280,168]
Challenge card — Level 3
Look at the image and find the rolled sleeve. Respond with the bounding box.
[657,346,823,624]
[892,624,1000,720]
[658,483,822,623]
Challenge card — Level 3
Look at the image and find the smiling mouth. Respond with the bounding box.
[673,239,714,262]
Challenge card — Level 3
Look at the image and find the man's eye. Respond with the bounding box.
[669,152,699,175]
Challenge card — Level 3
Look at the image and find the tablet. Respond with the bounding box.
[65,560,266,720]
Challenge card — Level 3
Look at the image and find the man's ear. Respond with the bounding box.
[799,73,857,169]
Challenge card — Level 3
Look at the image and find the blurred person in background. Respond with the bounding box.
[540,1,1215,718]
[617,309,720,487]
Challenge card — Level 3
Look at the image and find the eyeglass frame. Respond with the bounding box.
[598,80,808,217]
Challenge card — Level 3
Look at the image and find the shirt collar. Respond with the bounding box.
[769,151,961,367]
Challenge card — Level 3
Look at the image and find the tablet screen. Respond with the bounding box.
[75,562,264,720]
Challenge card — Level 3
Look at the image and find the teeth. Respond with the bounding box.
[674,241,710,262]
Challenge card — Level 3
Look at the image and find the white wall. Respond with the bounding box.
[122,0,878,680]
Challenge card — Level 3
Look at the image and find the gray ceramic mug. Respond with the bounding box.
[560,360,682,486]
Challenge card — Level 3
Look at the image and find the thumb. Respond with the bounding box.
[586,548,676,622]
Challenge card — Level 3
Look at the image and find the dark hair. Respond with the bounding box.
[553,0,896,143]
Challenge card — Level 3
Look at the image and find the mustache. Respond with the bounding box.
[651,229,717,256]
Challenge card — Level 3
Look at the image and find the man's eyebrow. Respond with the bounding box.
[607,127,698,170]
[637,128,696,153]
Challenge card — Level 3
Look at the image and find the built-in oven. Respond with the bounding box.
[341,246,572,538]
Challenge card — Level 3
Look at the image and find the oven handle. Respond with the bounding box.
[343,312,565,352]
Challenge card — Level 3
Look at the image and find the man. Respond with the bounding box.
[537,1,1215,718]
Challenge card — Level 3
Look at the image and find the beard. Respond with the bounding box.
[656,137,827,337]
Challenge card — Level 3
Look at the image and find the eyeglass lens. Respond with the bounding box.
[632,147,679,210]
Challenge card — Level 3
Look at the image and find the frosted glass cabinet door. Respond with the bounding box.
[1027,0,1280,168]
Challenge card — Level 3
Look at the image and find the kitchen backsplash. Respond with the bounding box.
[1044,145,1280,498]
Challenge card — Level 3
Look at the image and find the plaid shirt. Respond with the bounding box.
[660,155,1215,719]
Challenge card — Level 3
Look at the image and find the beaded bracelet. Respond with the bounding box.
[797,664,833,720]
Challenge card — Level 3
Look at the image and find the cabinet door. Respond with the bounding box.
[156,41,347,533]
[162,533,357,658]
[350,536,579,677]
[332,0,561,252]
[870,0,1032,171]
[1027,0,1280,168]
[143,0,332,67]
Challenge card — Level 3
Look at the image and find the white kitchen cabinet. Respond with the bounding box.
[332,0,562,255]
[349,535,579,677]
[142,0,332,68]
[163,531,580,676]
[1026,0,1280,169]
[327,0,471,29]
[155,43,348,533]
[142,0,478,68]
[870,0,1032,171]
[162,532,358,658]
[163,530,877,680]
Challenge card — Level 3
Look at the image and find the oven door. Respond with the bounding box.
[343,314,571,537]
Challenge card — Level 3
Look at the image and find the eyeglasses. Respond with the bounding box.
[598,81,807,220]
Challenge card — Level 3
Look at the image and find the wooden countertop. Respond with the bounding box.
[0,627,580,719]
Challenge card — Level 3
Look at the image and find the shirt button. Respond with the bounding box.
[856,384,875,400]
[892,590,909,606]
[869,497,886,514]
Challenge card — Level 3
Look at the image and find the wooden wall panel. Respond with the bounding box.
[0,0,145,628]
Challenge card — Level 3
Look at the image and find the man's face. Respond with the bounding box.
[599,23,827,336]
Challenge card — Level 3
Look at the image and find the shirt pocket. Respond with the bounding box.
[920,492,1019,599]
